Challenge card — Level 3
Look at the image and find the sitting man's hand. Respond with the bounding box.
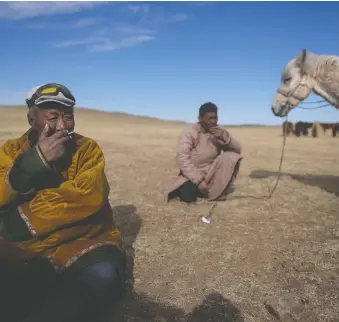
[210,126,223,139]
[198,180,209,196]
[38,124,71,164]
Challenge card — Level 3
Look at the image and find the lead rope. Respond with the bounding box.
[201,114,288,224]
[267,113,288,198]
[201,96,332,224]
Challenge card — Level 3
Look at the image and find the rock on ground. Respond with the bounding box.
[264,292,306,321]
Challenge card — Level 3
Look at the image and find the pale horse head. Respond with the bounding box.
[271,49,315,117]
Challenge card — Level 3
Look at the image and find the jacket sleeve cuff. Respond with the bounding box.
[8,145,53,194]
[0,207,32,242]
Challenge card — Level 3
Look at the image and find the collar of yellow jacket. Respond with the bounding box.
[17,128,39,147]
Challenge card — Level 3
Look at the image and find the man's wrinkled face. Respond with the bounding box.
[199,112,218,131]
[30,105,75,136]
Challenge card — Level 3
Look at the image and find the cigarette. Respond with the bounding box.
[67,131,75,136]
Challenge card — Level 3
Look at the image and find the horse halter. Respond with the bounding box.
[276,73,313,112]
[277,74,307,98]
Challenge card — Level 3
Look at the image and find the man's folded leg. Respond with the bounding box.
[21,246,126,322]
[0,258,58,322]
[178,181,202,203]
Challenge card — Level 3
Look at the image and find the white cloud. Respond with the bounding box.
[91,28,109,36]
[27,17,100,30]
[53,34,155,52]
[168,13,189,23]
[115,24,155,35]
[188,2,211,8]
[53,19,157,52]
[125,3,189,25]
[26,22,51,29]
[15,2,189,54]
[54,37,107,48]
[127,4,140,14]
[90,35,155,52]
[127,4,150,15]
[72,17,100,28]
[0,1,104,19]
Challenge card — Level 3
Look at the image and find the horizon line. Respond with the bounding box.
[0,104,286,127]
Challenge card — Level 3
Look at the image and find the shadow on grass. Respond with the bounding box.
[104,291,244,322]
[250,170,339,197]
[107,205,243,321]
[112,204,142,288]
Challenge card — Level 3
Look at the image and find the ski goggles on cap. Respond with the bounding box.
[25,83,76,108]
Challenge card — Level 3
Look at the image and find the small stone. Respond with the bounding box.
[264,293,305,321]
[333,231,339,238]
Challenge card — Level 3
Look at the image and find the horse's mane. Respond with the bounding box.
[311,54,339,78]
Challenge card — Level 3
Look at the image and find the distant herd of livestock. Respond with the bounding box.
[282,121,339,138]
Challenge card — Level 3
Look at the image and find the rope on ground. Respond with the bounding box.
[202,114,289,224]
[201,98,331,224]
[264,99,332,198]
[267,113,288,198]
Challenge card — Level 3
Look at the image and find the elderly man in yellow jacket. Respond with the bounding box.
[0,83,126,322]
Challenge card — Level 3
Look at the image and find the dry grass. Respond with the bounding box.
[1,106,339,322]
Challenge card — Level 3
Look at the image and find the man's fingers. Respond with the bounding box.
[47,133,70,148]
[210,128,221,136]
[49,130,69,141]
[54,135,71,145]
[40,124,50,138]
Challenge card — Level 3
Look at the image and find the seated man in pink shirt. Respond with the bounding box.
[165,102,243,203]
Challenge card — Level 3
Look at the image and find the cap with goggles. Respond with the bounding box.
[25,83,76,109]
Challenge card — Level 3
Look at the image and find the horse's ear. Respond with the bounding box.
[296,49,307,74]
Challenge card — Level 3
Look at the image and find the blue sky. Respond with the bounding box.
[0,1,338,125]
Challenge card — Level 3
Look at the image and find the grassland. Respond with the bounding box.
[1,106,338,322]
